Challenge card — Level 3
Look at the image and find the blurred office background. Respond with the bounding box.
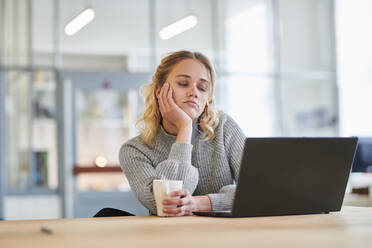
[0,0,371,220]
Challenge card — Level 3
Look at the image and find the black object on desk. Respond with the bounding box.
[40,226,53,234]
[93,208,135,217]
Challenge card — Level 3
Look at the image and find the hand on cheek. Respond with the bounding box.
[156,83,192,130]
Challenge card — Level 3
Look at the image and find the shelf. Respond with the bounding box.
[73,165,122,175]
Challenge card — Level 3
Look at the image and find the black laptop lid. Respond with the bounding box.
[232,137,358,217]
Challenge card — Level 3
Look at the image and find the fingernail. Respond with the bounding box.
[163,200,167,204]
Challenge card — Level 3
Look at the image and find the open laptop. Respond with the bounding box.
[193,137,358,218]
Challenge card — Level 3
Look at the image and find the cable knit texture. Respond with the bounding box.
[119,113,245,215]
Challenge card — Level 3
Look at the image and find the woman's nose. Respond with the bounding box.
[187,84,198,97]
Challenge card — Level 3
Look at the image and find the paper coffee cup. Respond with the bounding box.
[153,180,183,216]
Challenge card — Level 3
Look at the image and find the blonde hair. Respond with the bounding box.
[137,50,220,147]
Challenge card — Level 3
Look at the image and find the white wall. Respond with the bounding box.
[336,0,372,136]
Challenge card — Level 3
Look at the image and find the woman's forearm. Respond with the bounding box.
[176,124,192,143]
[193,195,212,212]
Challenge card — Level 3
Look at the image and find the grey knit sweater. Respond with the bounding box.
[119,113,246,215]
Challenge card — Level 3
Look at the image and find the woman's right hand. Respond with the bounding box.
[156,83,192,131]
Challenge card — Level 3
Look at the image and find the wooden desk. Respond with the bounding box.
[0,206,371,248]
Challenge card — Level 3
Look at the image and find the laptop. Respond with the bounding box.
[193,137,358,218]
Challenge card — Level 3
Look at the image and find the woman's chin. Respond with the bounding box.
[184,109,200,121]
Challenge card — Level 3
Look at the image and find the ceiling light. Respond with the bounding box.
[159,15,198,40]
[64,8,95,36]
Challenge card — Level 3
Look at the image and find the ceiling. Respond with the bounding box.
[31,0,214,56]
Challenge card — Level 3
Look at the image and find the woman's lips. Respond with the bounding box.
[184,100,198,108]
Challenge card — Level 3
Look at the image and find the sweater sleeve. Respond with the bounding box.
[224,114,246,181]
[207,185,236,210]
[119,141,199,215]
[207,114,246,211]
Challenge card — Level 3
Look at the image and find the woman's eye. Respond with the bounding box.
[178,81,188,86]
[198,84,208,92]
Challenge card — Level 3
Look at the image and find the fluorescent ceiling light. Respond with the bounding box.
[64,8,95,36]
[159,15,198,40]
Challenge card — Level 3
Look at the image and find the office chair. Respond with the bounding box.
[93,208,135,217]
[352,138,372,172]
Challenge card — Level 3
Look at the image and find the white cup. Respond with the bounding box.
[153,179,183,216]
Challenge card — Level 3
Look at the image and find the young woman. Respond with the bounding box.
[119,50,245,216]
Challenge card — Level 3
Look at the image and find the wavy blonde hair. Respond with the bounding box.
[137,50,220,147]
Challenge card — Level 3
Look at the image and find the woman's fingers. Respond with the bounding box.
[157,82,192,130]
[163,205,187,215]
[164,205,194,216]
[158,83,170,112]
[162,188,194,216]
[157,85,166,114]
[163,206,183,214]
[166,84,174,106]
[163,83,173,109]
[158,83,179,120]
[157,97,165,115]
[170,189,190,198]
[160,82,167,98]
[163,198,186,207]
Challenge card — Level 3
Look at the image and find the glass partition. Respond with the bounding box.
[6,69,58,191]
[218,75,278,137]
[7,70,32,190]
[280,79,338,136]
[32,70,58,190]
[75,88,143,192]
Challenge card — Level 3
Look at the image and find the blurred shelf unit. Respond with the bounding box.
[6,69,58,194]
[73,165,122,175]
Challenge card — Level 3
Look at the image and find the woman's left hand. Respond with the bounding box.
[162,189,197,216]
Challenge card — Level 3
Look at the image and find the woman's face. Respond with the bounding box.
[165,59,211,121]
